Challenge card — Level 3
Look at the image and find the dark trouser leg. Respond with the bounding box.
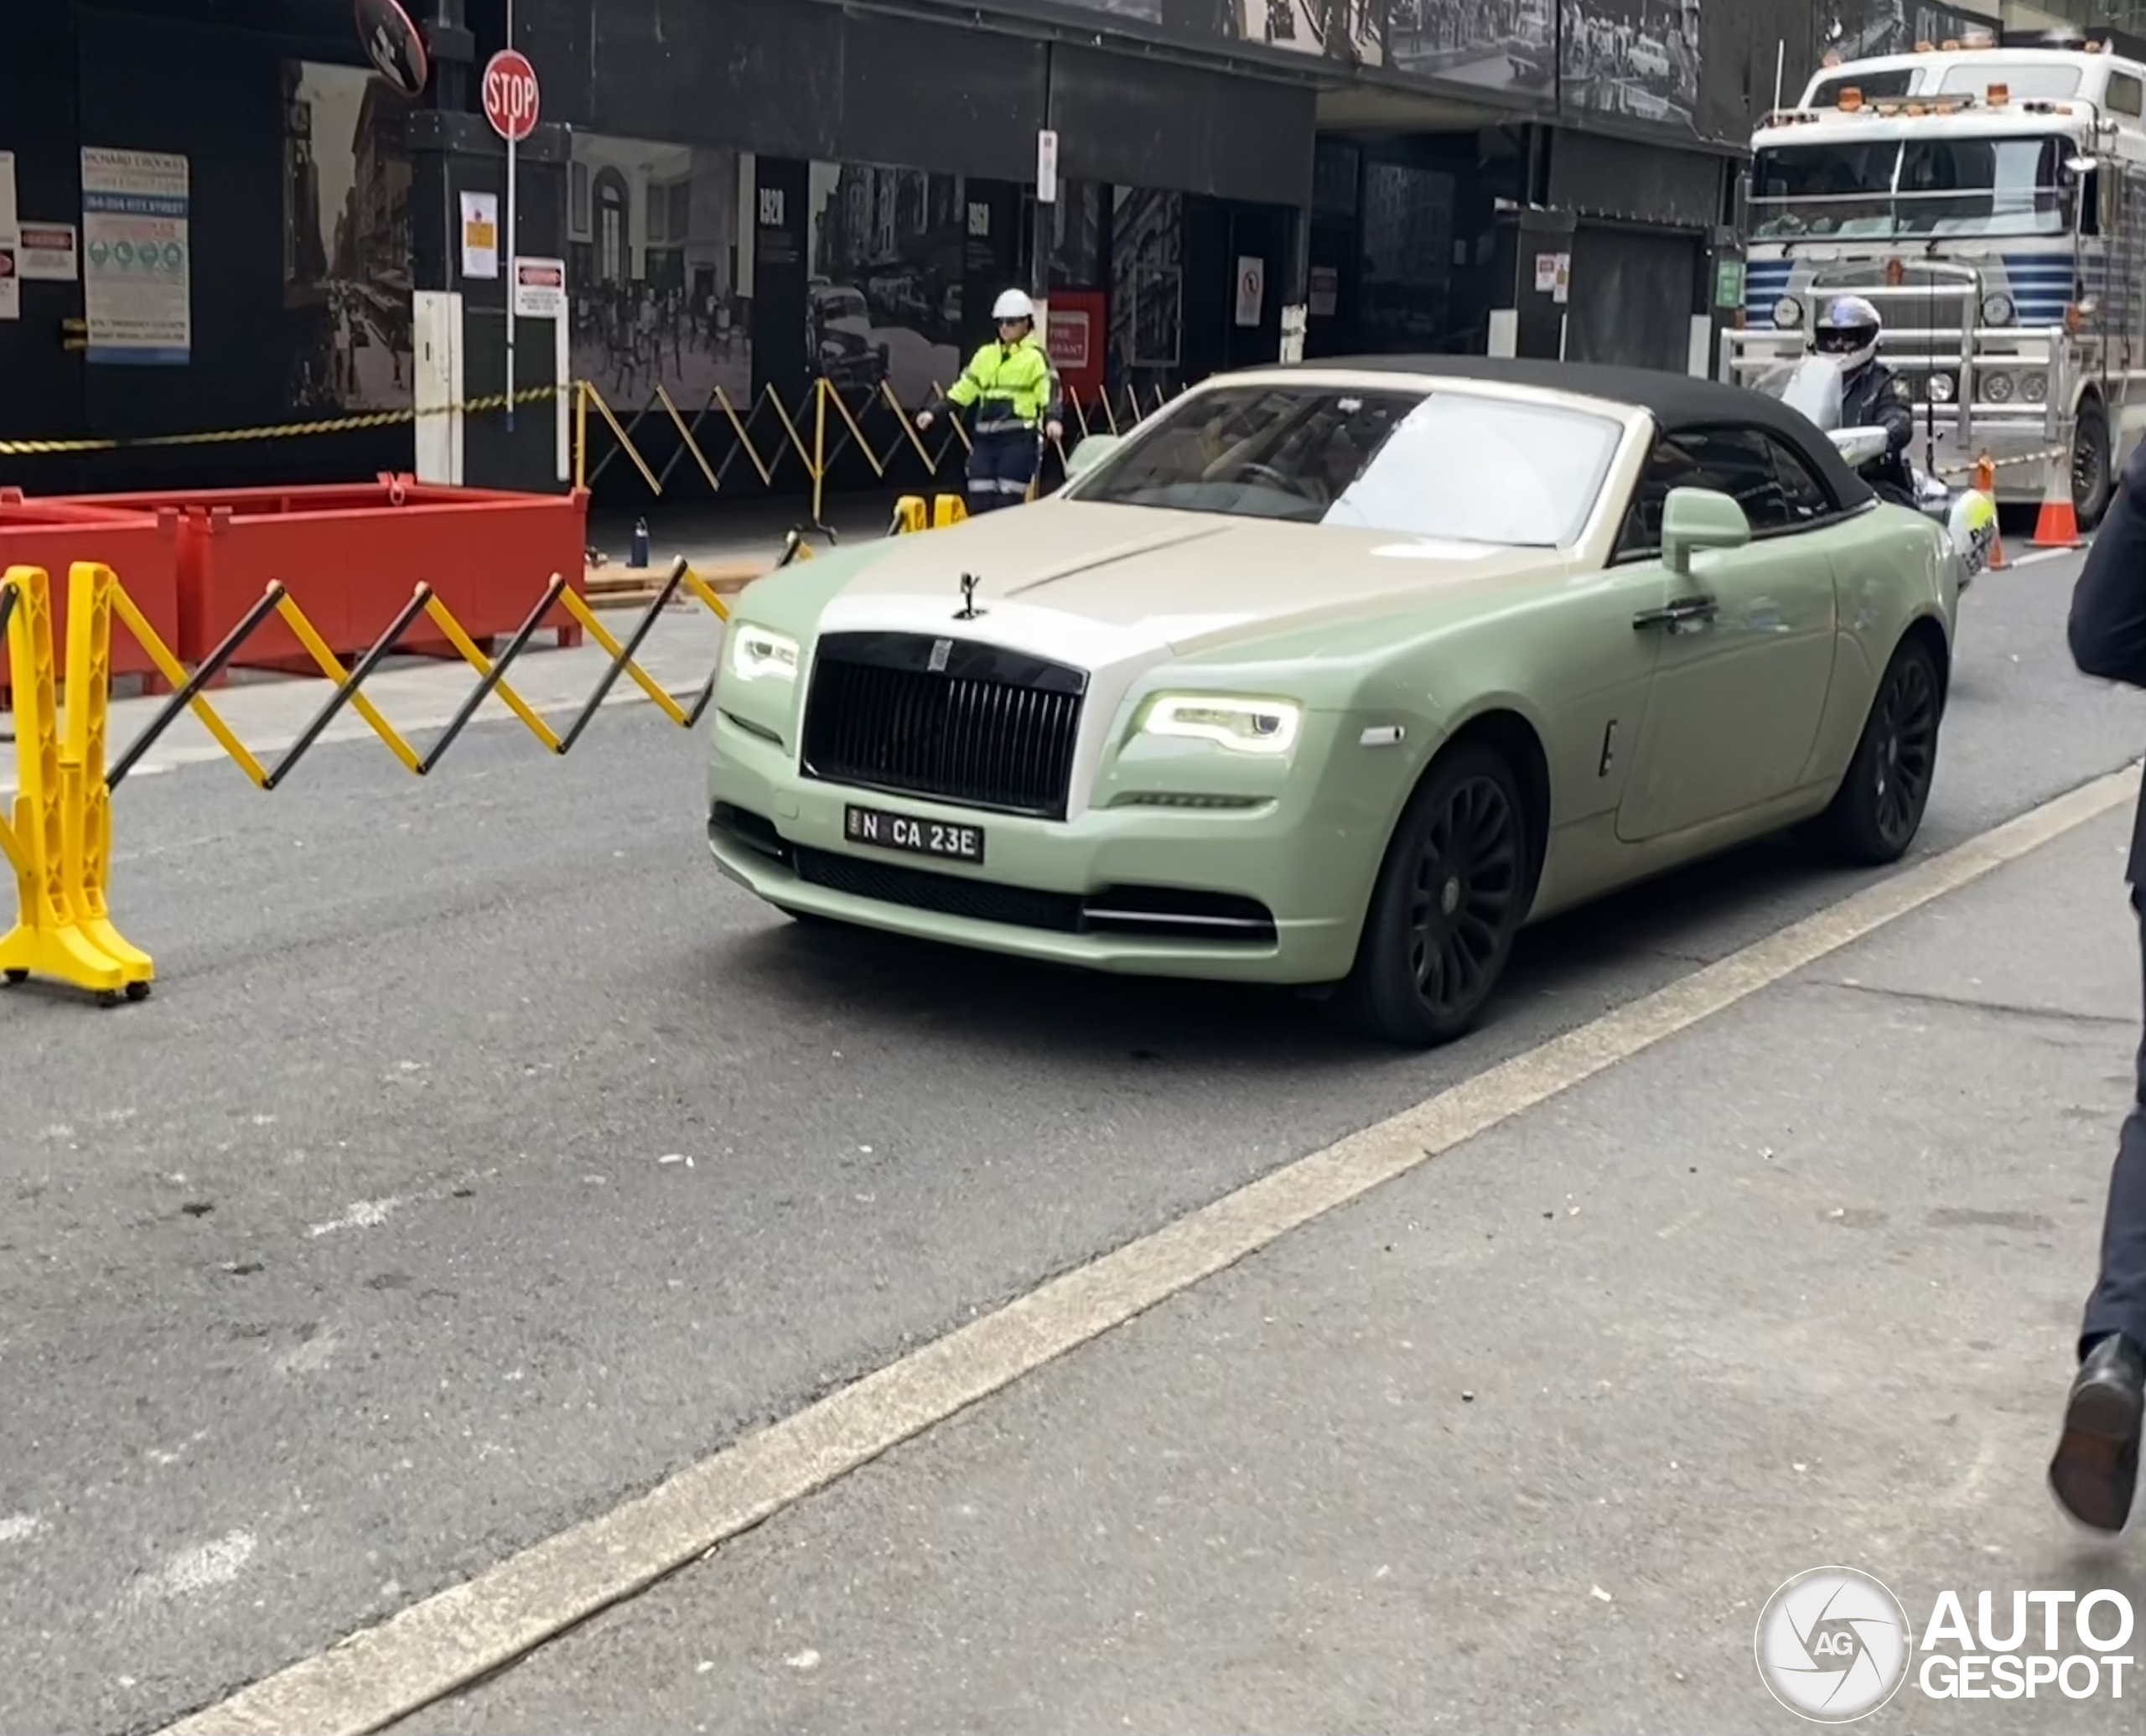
[966,430,1038,513]
[2081,887,2146,1356]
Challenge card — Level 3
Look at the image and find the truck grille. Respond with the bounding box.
[800,631,1088,821]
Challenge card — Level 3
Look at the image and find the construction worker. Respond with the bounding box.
[915,289,1064,512]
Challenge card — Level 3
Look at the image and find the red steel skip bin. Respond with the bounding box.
[54,475,589,674]
[0,489,184,707]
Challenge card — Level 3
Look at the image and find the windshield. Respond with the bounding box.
[1751,133,2072,237]
[1069,385,1625,547]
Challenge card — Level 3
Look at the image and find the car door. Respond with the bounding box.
[1614,422,1843,845]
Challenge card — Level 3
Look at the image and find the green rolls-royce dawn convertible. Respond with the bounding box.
[706,356,1973,1047]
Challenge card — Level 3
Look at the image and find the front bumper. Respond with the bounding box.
[704,708,1395,986]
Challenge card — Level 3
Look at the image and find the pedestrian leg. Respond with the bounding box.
[2050,887,2146,1530]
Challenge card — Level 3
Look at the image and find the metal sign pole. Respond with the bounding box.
[505,0,516,433]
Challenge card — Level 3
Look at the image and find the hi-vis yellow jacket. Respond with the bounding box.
[943,334,1061,433]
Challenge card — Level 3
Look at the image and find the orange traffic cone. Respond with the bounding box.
[1974,455,2006,569]
[2029,448,2082,548]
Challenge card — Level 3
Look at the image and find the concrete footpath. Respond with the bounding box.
[395,806,2146,1736]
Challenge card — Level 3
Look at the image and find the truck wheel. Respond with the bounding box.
[2072,397,2113,530]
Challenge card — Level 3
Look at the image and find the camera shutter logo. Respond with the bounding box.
[1755,1567,1912,1723]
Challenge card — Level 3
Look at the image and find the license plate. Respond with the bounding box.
[843,803,985,865]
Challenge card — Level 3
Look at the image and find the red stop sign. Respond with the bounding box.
[483,49,539,141]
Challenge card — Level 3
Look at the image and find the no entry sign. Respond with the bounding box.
[482,49,539,142]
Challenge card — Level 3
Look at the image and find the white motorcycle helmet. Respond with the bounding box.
[1812,293,1883,374]
[991,288,1036,324]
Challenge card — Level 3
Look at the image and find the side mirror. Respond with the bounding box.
[1831,425,1891,468]
[1063,433,1122,480]
[1661,486,1751,573]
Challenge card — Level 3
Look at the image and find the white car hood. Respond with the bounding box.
[816,499,1563,671]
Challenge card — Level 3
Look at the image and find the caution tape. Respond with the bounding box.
[0,385,571,457]
[1931,446,2066,480]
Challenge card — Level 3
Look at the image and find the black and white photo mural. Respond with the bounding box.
[805,161,965,408]
[1387,0,1553,98]
[1820,2,2000,61]
[1560,0,1702,132]
[1224,0,1386,66]
[564,134,752,414]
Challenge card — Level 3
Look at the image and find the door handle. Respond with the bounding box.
[1633,594,1718,632]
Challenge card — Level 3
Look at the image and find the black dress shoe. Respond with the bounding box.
[2050,1334,2144,1533]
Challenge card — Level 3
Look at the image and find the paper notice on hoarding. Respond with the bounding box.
[18,221,79,280]
[81,148,190,361]
[513,255,567,318]
[461,190,500,279]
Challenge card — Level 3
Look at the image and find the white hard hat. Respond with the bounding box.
[992,288,1036,322]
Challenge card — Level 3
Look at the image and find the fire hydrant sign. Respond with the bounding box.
[80,148,190,364]
[483,50,540,141]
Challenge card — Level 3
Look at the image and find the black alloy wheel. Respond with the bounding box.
[1809,635,1942,866]
[1407,773,1521,1020]
[1335,743,1532,1048]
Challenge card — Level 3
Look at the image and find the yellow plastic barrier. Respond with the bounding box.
[0,563,154,1003]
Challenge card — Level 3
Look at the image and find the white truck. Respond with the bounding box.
[1721,34,2146,526]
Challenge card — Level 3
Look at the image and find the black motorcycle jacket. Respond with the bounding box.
[1840,360,1917,495]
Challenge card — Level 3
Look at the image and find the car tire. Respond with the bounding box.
[1808,634,1943,867]
[1330,743,1531,1049]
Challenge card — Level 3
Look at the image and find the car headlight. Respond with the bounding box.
[1140,694,1302,755]
[1926,372,1955,403]
[1773,296,1803,329]
[729,624,800,683]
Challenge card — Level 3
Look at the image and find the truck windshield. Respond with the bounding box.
[1751,134,2072,238]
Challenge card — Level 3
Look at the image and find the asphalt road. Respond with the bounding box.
[2,542,2140,1735]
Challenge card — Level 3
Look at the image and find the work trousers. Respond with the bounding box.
[966,428,1039,512]
[2082,884,2146,1355]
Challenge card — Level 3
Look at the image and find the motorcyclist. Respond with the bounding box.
[1812,293,1916,503]
[915,290,1065,513]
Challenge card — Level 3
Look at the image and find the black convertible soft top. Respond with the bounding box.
[1264,353,1878,511]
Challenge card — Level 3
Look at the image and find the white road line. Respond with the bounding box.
[159,760,2142,1736]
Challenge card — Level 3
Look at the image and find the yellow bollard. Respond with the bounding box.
[62,562,153,994]
[931,494,967,529]
[891,495,928,534]
[0,565,132,1001]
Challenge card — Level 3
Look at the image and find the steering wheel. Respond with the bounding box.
[1234,462,1300,495]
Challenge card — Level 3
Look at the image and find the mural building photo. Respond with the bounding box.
[805,160,965,407]
[1388,0,1554,96]
[566,135,751,415]
[282,60,412,413]
[1231,0,1386,65]
[1560,0,1703,132]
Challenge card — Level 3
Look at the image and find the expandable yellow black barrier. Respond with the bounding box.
[0,540,799,1006]
[578,376,1178,520]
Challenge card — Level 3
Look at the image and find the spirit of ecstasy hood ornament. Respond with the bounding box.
[954,572,984,620]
